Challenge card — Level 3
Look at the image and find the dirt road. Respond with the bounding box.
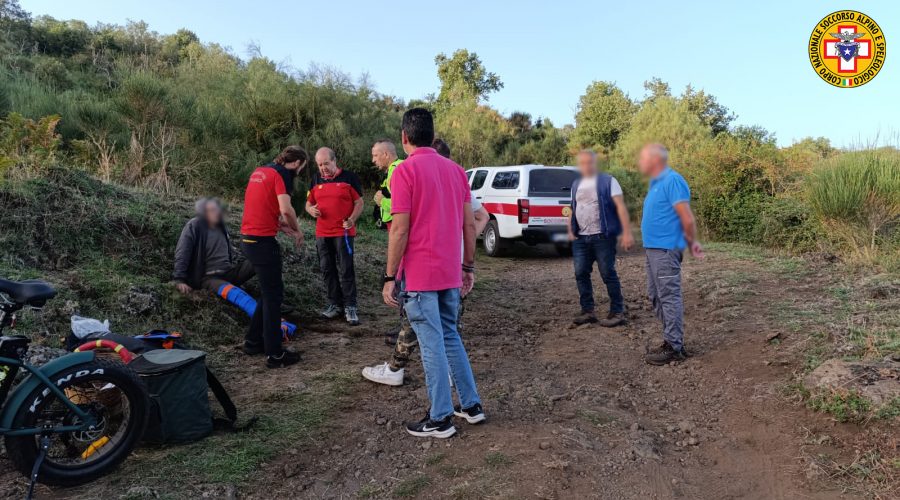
[5,244,888,499]
[247,245,857,499]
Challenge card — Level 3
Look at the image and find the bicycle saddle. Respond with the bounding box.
[0,279,57,307]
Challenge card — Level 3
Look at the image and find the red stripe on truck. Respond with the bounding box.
[482,202,518,216]
[482,203,567,217]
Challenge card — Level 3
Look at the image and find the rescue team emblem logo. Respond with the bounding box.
[809,10,886,88]
[561,206,572,217]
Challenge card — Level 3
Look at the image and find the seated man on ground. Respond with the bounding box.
[174,198,255,295]
[173,198,295,337]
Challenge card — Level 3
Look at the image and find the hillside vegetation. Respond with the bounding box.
[0,167,386,345]
[0,0,897,270]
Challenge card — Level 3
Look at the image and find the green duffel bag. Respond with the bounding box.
[130,349,244,444]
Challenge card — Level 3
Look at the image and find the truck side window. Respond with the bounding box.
[471,170,489,190]
[491,171,520,190]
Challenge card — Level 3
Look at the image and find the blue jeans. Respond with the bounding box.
[573,234,624,314]
[402,287,481,421]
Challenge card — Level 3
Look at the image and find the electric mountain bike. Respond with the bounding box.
[0,278,148,493]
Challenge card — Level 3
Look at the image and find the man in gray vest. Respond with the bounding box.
[567,150,635,326]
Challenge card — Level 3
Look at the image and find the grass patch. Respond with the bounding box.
[846,326,900,359]
[393,475,431,498]
[438,464,473,479]
[111,369,358,490]
[874,397,900,420]
[705,242,767,262]
[484,451,514,468]
[808,390,871,423]
[425,452,447,466]
[576,409,616,427]
[802,332,831,372]
[808,450,899,495]
[357,484,383,498]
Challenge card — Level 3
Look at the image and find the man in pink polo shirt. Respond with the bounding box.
[381,108,483,439]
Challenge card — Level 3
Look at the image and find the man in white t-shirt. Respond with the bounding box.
[567,150,634,326]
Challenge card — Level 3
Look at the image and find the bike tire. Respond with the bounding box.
[4,358,148,487]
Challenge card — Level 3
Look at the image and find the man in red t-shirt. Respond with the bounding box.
[305,147,364,325]
[241,146,306,368]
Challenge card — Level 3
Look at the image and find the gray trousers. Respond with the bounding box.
[645,249,684,351]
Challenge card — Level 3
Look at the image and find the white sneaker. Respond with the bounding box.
[361,363,404,386]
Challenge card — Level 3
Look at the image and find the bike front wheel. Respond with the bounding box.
[5,358,148,486]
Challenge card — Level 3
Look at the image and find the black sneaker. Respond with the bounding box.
[405,414,456,438]
[453,403,486,424]
[266,350,301,369]
[242,342,264,355]
[644,342,687,366]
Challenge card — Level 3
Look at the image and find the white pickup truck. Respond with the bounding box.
[466,165,579,256]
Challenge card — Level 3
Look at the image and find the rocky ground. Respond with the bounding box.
[2,243,897,499]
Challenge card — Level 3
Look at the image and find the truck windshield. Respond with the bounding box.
[528,169,579,197]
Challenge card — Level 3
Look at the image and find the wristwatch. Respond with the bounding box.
[383,273,395,284]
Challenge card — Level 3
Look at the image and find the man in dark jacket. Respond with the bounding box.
[567,150,635,327]
[173,198,254,294]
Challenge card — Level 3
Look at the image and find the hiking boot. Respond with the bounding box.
[644,342,687,366]
[266,350,301,369]
[573,311,598,325]
[320,304,343,319]
[646,341,669,354]
[242,341,264,356]
[453,403,486,425]
[598,312,627,327]
[361,362,404,386]
[345,306,360,326]
[405,414,456,438]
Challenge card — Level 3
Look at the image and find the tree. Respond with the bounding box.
[0,0,31,52]
[434,49,503,106]
[160,28,199,63]
[507,111,532,137]
[643,77,670,102]
[613,96,711,168]
[680,84,735,136]
[571,81,636,153]
[781,136,839,191]
[434,100,509,168]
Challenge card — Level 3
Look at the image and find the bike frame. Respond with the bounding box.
[0,301,97,437]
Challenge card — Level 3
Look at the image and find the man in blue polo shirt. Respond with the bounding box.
[638,143,704,365]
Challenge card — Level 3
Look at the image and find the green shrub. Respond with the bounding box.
[606,165,646,220]
[0,112,63,176]
[808,149,900,260]
[756,197,823,252]
[695,190,767,243]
